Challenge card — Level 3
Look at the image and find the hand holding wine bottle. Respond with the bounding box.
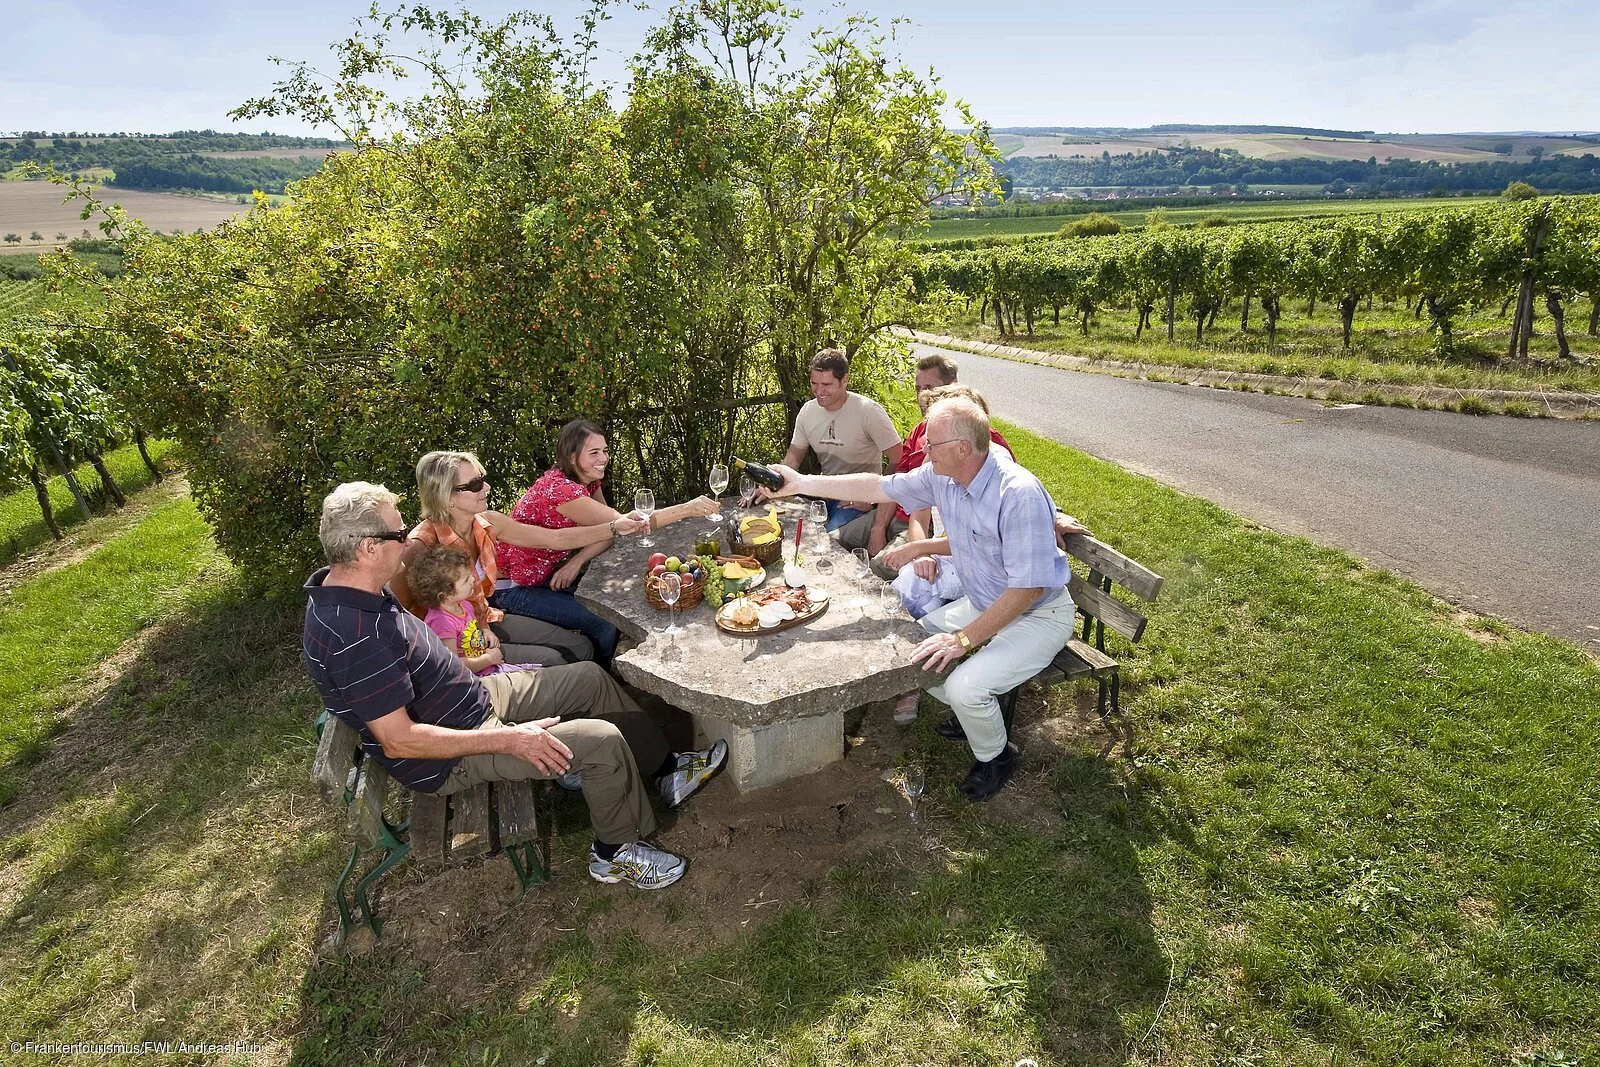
[733,457,801,500]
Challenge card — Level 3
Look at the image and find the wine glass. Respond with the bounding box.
[659,570,682,636]
[811,556,833,599]
[708,463,729,523]
[807,499,830,552]
[902,763,926,824]
[635,488,656,548]
[852,547,873,580]
[880,583,906,642]
[738,474,758,510]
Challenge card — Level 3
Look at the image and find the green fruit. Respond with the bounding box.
[665,556,681,571]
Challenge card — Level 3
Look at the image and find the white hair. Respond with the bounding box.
[318,481,400,565]
[927,396,991,454]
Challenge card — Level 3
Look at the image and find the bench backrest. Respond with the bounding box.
[1061,534,1164,645]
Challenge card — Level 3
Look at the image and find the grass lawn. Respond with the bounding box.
[917,305,1600,399]
[0,430,1595,1065]
[0,440,177,568]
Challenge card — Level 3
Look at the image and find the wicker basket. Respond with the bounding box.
[730,533,783,566]
[645,571,705,611]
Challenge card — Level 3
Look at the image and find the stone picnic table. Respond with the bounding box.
[575,500,950,790]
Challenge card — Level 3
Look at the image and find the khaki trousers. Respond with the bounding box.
[437,662,666,844]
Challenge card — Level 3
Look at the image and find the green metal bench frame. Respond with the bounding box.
[312,712,548,944]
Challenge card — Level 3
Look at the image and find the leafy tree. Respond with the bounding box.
[28,231,42,242]
[66,2,991,589]
[3,235,19,246]
[1504,180,1540,201]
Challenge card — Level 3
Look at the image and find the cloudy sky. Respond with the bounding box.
[2,0,1595,135]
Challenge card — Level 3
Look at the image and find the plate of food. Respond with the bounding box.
[715,583,829,636]
[716,555,767,594]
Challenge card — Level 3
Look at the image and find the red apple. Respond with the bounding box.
[647,552,668,569]
[650,564,668,577]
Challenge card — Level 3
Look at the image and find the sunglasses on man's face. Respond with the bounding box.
[367,529,409,544]
[453,476,488,493]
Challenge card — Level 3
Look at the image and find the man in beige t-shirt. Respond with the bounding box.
[782,348,903,548]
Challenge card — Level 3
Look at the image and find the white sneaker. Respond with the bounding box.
[658,739,728,808]
[588,840,687,890]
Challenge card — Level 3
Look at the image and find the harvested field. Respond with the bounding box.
[0,181,247,251]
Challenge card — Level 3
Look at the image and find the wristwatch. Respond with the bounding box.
[955,629,972,651]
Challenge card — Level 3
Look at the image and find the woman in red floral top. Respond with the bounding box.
[495,420,717,664]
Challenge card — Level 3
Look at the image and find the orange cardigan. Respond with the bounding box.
[395,514,505,623]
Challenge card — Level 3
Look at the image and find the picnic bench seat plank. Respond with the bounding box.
[1062,535,1165,602]
[311,716,361,804]
[447,786,494,861]
[1067,573,1148,642]
[348,763,390,850]
[1061,637,1119,676]
[409,792,449,868]
[495,781,540,848]
[1030,638,1118,687]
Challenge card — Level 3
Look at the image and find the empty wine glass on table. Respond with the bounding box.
[708,463,729,524]
[852,547,873,580]
[738,474,758,509]
[659,570,682,636]
[807,499,830,552]
[901,763,926,824]
[635,488,656,548]
[811,556,833,600]
[879,583,907,640]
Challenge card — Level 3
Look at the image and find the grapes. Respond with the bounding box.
[697,554,724,605]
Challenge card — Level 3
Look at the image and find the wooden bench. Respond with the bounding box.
[1000,534,1164,741]
[310,713,549,944]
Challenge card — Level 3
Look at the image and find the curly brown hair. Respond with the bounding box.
[406,544,474,609]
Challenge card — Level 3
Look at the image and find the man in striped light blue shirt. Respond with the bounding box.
[765,396,1077,800]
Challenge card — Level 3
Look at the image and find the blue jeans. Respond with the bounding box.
[491,583,619,665]
[825,500,870,532]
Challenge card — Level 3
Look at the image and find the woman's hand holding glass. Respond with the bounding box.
[611,511,650,537]
[708,464,729,523]
[634,489,656,548]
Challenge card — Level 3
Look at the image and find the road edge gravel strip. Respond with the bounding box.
[902,329,1600,420]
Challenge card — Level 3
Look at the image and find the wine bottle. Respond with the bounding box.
[732,457,786,492]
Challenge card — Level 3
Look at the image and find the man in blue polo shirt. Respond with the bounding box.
[303,481,723,890]
[762,396,1077,800]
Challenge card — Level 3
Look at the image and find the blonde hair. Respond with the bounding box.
[926,396,991,455]
[318,482,401,565]
[416,450,484,523]
[406,544,474,609]
[924,382,991,415]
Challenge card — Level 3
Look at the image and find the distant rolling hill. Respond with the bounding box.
[993,128,1600,164]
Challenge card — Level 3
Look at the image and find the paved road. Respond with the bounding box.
[922,344,1600,652]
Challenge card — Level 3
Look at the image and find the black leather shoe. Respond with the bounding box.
[934,716,967,742]
[959,743,1019,802]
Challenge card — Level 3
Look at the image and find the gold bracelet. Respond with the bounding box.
[955,630,972,651]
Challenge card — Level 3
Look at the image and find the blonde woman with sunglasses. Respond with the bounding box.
[394,450,648,667]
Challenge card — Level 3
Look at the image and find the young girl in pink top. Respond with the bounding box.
[409,545,537,676]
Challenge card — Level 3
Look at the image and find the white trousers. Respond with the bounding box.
[919,589,1078,762]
